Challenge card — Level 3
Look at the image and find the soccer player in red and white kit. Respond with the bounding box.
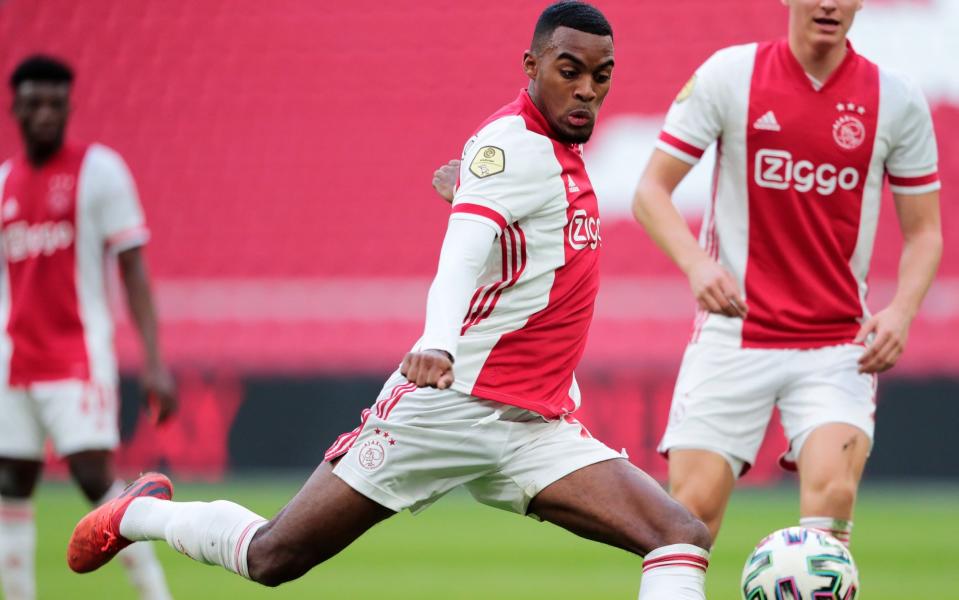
[0,56,177,599]
[67,4,712,598]
[633,0,943,550]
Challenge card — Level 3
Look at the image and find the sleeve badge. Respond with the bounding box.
[468,146,505,179]
[675,74,696,104]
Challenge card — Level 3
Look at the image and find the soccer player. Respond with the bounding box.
[67,4,712,598]
[633,0,942,548]
[0,56,177,599]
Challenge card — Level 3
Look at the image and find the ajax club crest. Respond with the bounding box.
[832,102,867,150]
[357,439,386,471]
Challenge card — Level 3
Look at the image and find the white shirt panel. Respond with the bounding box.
[882,71,941,192]
[658,44,758,163]
[84,144,149,252]
[454,115,564,224]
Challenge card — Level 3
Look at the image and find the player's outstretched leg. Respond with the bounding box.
[529,459,712,600]
[68,462,394,587]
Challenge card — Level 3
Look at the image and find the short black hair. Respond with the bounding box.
[531,1,613,53]
[9,55,74,91]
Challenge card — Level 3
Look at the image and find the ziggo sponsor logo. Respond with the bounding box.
[2,221,74,262]
[755,149,860,196]
[568,209,600,251]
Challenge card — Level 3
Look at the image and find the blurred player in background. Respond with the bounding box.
[67,4,713,598]
[633,0,942,552]
[0,55,177,600]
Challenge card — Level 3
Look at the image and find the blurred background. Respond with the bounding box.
[0,1,956,598]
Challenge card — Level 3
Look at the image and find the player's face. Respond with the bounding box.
[524,27,614,145]
[12,81,71,153]
[785,0,864,49]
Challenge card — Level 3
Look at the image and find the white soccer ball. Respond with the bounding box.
[741,527,859,600]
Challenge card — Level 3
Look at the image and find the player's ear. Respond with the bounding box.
[523,51,538,80]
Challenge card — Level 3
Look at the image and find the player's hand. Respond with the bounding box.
[401,349,454,389]
[854,306,912,374]
[686,257,748,318]
[432,160,460,204]
[142,364,178,424]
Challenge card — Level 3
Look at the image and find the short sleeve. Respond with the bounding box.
[451,118,561,231]
[886,82,941,195]
[655,51,726,165]
[86,145,150,252]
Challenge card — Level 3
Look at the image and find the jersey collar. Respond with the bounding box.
[781,38,858,93]
[518,89,556,139]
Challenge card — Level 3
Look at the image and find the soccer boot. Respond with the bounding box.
[67,472,174,573]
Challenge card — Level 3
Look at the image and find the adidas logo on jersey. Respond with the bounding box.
[753,111,781,132]
[566,174,580,193]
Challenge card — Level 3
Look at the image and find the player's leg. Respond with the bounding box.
[778,344,877,547]
[795,424,870,547]
[0,458,42,600]
[66,449,116,503]
[38,380,172,600]
[0,386,46,600]
[659,343,780,542]
[667,448,736,541]
[247,461,394,585]
[470,412,708,600]
[72,372,490,586]
[530,459,711,600]
[72,461,394,586]
[65,450,172,599]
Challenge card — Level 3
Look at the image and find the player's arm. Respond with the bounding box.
[91,145,177,423]
[633,150,747,318]
[402,218,497,389]
[118,247,178,422]
[855,190,942,373]
[432,159,460,203]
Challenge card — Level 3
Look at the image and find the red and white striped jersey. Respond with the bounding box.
[421,91,601,418]
[0,142,148,385]
[657,39,940,349]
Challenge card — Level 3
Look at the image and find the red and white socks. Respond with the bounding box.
[800,516,852,547]
[639,543,709,600]
[0,498,35,600]
[120,497,266,580]
[97,481,174,600]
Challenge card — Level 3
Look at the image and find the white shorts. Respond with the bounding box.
[0,380,120,460]
[659,343,877,477]
[327,371,623,516]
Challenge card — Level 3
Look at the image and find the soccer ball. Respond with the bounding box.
[741,527,859,600]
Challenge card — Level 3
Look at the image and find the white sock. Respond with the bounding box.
[639,543,709,600]
[800,516,853,547]
[0,498,35,600]
[120,497,267,580]
[98,481,173,600]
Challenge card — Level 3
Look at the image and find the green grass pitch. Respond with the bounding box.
[32,479,958,599]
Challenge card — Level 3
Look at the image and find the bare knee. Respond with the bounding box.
[66,451,115,503]
[628,499,713,556]
[660,506,712,551]
[672,486,725,538]
[0,460,43,498]
[246,525,320,588]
